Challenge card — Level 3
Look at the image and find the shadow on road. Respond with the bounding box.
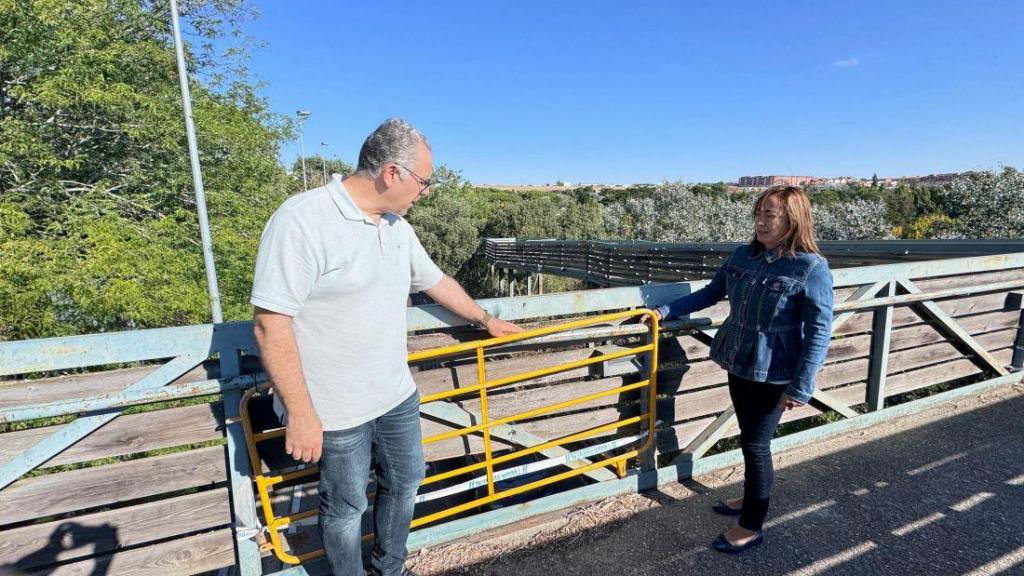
[434,392,1024,576]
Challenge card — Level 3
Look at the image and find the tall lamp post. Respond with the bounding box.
[320,141,329,184]
[296,109,310,189]
[169,0,222,323]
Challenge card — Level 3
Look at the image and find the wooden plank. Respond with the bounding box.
[0,356,262,410]
[884,350,1012,395]
[0,446,226,527]
[679,407,737,460]
[832,281,889,334]
[0,488,230,570]
[662,416,721,454]
[832,291,1014,336]
[0,403,224,469]
[899,278,1010,376]
[838,330,1011,382]
[0,362,218,409]
[37,527,234,576]
[829,311,1018,364]
[0,353,209,492]
[810,389,860,418]
[908,268,1024,293]
[888,310,1021,352]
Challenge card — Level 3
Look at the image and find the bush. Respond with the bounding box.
[812,200,894,240]
[942,167,1024,238]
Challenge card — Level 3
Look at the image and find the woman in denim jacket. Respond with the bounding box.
[651,185,834,553]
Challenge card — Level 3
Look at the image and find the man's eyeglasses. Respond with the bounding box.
[395,163,432,194]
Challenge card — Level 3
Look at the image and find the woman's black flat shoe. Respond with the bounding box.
[712,500,743,516]
[711,532,763,554]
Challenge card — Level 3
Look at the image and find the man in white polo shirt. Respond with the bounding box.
[251,118,521,576]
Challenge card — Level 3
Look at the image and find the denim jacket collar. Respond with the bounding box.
[748,242,784,263]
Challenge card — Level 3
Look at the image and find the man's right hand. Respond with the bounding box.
[285,413,324,463]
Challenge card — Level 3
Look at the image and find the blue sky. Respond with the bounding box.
[234,0,1022,184]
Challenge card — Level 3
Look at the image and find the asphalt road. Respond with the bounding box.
[411,384,1024,576]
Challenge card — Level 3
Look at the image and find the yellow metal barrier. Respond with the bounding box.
[241,309,660,564]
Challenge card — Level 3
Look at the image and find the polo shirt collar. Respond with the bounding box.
[328,174,378,225]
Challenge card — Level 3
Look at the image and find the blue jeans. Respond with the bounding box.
[728,373,787,532]
[318,392,425,576]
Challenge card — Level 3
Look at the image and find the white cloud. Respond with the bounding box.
[833,57,860,68]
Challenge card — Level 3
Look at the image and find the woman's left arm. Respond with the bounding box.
[785,258,834,405]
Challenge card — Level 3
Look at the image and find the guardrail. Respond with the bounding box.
[484,238,1024,287]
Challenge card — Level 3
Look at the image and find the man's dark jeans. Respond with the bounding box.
[318,392,425,576]
[728,373,788,532]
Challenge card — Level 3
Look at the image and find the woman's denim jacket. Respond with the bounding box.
[656,244,834,404]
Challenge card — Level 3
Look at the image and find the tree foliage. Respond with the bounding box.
[941,167,1024,238]
[0,0,288,339]
[812,200,893,240]
[286,155,354,192]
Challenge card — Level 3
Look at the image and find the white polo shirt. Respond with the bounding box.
[250,175,444,430]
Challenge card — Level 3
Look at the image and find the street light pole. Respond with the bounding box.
[169,0,222,323]
[320,141,329,184]
[296,110,310,189]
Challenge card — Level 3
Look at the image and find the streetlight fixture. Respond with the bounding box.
[169,0,222,323]
[320,141,329,184]
[296,110,310,189]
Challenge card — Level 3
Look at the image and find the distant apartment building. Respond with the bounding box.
[898,172,962,186]
[738,175,816,187]
[737,171,968,189]
[816,176,855,186]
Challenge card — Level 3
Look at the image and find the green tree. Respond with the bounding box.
[406,166,484,277]
[0,0,289,338]
[286,155,354,192]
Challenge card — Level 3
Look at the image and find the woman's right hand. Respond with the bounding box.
[640,308,663,326]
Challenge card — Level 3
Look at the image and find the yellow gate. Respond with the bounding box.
[241,309,660,564]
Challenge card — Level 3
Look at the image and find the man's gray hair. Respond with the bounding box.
[356,118,430,179]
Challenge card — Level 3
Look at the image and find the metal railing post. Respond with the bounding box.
[218,334,264,575]
[1009,292,1024,372]
[638,317,658,473]
[866,280,895,411]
